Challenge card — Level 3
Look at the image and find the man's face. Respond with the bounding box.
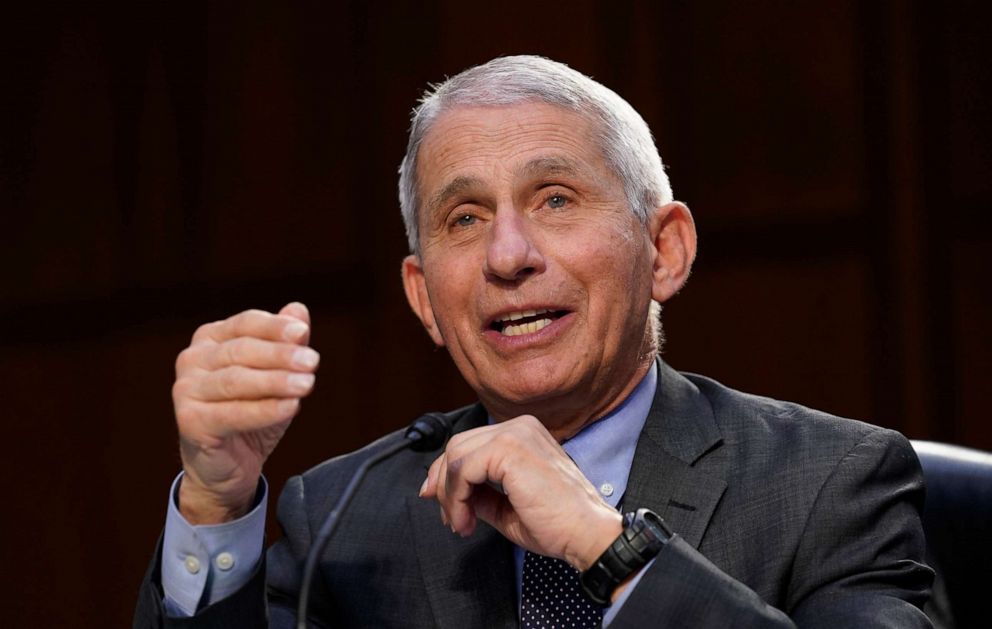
[403,103,659,423]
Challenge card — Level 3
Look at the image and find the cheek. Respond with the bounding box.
[582,236,654,319]
[424,265,476,331]
[573,222,647,280]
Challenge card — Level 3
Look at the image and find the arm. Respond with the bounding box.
[134,303,319,627]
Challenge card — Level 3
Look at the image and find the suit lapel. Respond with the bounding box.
[624,361,728,549]
[407,404,518,629]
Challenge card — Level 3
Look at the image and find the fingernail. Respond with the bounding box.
[287,373,315,394]
[418,476,429,497]
[284,321,309,341]
[292,347,320,369]
[277,398,299,415]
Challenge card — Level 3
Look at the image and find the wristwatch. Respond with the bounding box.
[580,508,673,605]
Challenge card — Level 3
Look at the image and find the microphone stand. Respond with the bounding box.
[296,413,452,629]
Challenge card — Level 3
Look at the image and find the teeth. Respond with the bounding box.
[502,318,552,336]
[498,308,550,323]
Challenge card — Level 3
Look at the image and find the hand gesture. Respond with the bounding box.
[173,302,319,523]
[420,415,622,570]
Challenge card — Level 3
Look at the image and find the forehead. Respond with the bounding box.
[416,102,609,195]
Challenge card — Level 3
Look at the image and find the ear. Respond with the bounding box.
[648,202,697,303]
[401,255,446,346]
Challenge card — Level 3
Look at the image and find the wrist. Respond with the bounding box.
[177,473,257,524]
[567,509,624,572]
[580,508,673,605]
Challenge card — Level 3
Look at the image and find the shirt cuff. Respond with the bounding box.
[601,556,656,627]
[161,472,267,616]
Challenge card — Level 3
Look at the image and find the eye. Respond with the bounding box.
[546,194,568,209]
[454,214,476,227]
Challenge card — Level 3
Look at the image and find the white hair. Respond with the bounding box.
[397,55,673,254]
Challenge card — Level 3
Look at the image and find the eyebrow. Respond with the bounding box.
[519,156,583,180]
[425,175,483,219]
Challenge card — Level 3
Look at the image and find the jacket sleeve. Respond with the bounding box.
[609,429,934,628]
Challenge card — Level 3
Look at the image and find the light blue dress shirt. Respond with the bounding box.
[163,362,658,625]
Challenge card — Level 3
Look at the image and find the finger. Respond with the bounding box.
[177,397,300,436]
[421,424,502,498]
[192,310,310,345]
[279,302,311,325]
[442,451,497,535]
[181,338,320,373]
[431,425,524,532]
[421,454,443,498]
[279,302,312,344]
[440,434,519,535]
[185,366,316,402]
[464,484,506,535]
[422,455,450,524]
[434,451,451,516]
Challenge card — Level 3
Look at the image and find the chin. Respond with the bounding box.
[480,371,578,413]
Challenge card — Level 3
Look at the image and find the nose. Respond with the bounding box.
[483,209,545,282]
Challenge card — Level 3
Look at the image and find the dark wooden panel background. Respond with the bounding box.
[1,2,988,626]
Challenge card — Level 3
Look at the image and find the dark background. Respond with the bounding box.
[2,1,989,626]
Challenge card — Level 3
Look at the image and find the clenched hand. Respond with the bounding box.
[419,415,622,571]
[173,302,318,524]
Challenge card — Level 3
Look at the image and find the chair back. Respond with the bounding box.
[912,440,992,629]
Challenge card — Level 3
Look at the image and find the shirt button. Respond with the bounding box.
[599,483,615,497]
[215,552,235,572]
[184,555,201,575]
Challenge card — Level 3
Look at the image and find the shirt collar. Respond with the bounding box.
[559,362,657,508]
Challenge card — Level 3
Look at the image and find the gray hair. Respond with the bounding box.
[397,55,673,254]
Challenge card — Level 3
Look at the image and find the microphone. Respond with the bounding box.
[296,412,453,628]
[404,411,454,452]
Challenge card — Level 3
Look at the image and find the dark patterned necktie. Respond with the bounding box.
[520,550,605,628]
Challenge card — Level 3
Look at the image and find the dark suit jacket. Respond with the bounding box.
[135,361,934,628]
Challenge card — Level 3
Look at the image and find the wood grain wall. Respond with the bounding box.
[1,2,988,625]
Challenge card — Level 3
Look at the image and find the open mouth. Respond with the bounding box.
[489,308,570,337]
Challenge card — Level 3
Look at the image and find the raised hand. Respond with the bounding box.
[173,302,319,524]
[420,415,622,571]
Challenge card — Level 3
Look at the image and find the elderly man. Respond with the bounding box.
[135,56,933,628]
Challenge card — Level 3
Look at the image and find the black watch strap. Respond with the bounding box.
[579,508,673,605]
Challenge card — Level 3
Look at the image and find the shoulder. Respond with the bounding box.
[683,370,912,465]
[663,370,928,601]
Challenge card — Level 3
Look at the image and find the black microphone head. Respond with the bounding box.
[405,412,453,452]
